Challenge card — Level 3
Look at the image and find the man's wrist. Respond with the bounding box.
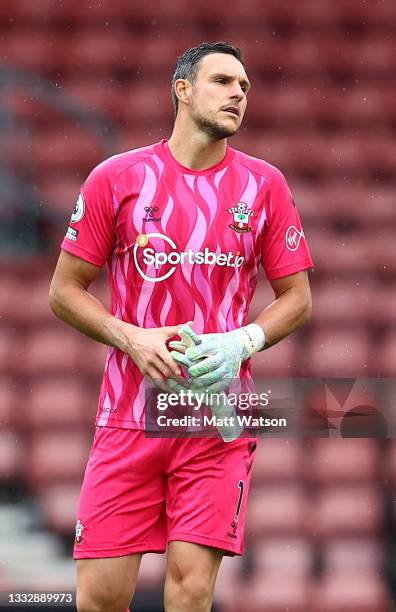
[238,323,266,358]
[104,317,136,353]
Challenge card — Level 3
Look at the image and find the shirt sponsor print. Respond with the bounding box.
[285,225,305,252]
[133,232,244,283]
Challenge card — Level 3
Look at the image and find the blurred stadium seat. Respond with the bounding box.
[385,440,396,487]
[23,378,93,431]
[253,538,313,576]
[26,430,91,491]
[38,176,82,217]
[306,328,370,377]
[214,555,244,611]
[0,328,21,376]
[0,378,17,428]
[33,130,106,174]
[135,553,166,589]
[0,429,24,484]
[252,337,296,376]
[122,82,174,126]
[246,484,307,537]
[306,439,380,485]
[372,329,396,377]
[39,483,81,536]
[0,30,62,74]
[228,572,311,612]
[312,570,392,612]
[310,485,383,539]
[24,328,82,375]
[310,280,373,326]
[322,538,385,572]
[251,439,304,484]
[64,30,136,75]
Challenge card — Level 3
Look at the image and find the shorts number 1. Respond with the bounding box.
[235,480,244,521]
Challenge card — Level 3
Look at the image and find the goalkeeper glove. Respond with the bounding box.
[168,323,265,394]
[168,324,265,442]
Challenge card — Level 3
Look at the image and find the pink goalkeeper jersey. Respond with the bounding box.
[61,139,313,429]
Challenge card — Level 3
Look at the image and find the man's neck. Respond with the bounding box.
[167,126,227,171]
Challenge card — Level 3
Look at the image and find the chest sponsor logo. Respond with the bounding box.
[228,202,253,233]
[71,193,85,223]
[133,232,244,283]
[285,225,305,252]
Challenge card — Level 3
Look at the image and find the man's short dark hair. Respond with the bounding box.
[171,42,245,113]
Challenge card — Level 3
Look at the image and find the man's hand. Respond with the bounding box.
[118,321,193,388]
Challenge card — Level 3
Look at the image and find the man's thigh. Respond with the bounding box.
[74,427,167,559]
[76,555,141,611]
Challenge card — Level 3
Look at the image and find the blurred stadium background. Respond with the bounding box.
[0,0,395,610]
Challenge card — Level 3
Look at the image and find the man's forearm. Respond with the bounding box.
[49,283,131,352]
[254,287,312,349]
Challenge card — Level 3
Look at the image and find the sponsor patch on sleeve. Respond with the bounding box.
[71,193,85,223]
[66,226,79,242]
[285,225,305,252]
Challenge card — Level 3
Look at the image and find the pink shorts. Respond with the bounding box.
[73,427,257,559]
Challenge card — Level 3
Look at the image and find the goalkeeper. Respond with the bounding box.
[50,41,313,612]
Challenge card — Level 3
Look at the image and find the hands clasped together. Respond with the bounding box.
[126,321,265,394]
[167,323,265,394]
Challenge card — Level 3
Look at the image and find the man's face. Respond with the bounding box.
[187,53,250,140]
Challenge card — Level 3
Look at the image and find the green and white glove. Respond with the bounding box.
[167,324,265,442]
[168,324,265,394]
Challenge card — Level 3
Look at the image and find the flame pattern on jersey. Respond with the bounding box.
[62,140,313,429]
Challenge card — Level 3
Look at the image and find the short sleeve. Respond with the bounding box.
[61,162,116,267]
[261,170,313,280]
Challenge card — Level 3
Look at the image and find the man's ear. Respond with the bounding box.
[174,79,192,108]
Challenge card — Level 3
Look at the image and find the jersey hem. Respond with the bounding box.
[73,545,166,559]
[266,258,314,280]
[95,418,141,429]
[95,419,219,434]
[61,242,105,267]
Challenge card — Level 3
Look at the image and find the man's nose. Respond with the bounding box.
[230,85,244,100]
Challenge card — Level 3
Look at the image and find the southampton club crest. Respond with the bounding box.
[75,519,84,544]
[228,203,253,233]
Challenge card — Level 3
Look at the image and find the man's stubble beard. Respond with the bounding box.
[192,108,239,141]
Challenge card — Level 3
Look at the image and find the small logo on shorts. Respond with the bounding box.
[227,520,238,539]
[75,519,84,543]
[227,480,245,538]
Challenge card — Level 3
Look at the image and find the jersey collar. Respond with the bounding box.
[155,139,235,175]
